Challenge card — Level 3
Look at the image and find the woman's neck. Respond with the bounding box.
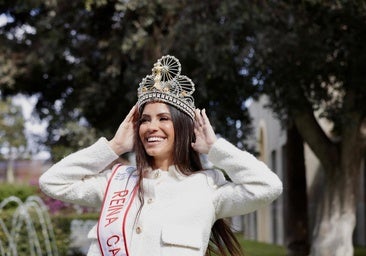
[152,157,174,171]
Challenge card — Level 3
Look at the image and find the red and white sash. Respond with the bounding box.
[97,164,139,256]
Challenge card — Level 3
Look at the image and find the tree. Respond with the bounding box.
[3,2,363,254]
[284,123,309,255]
[0,3,308,251]
[247,1,366,255]
[0,0,256,159]
[0,97,28,183]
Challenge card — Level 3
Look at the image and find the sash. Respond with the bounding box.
[97,164,139,256]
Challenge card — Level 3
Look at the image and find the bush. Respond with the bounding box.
[0,208,58,255]
[0,183,37,208]
[51,213,98,256]
[0,184,99,255]
[0,207,98,256]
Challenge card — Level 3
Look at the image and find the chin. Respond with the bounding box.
[145,149,161,157]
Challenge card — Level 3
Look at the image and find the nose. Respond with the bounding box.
[146,119,159,131]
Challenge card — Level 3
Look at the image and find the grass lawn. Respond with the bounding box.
[236,234,366,256]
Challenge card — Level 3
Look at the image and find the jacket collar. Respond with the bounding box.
[168,165,187,180]
[143,165,187,181]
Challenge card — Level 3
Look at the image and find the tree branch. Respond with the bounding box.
[291,101,338,172]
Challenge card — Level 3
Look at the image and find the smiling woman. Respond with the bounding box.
[39,55,283,256]
[138,103,175,168]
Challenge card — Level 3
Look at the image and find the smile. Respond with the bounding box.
[146,137,166,142]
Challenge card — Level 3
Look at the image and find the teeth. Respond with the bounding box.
[147,137,164,142]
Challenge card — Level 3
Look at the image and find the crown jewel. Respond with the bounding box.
[137,55,196,119]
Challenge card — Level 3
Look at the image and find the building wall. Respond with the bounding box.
[246,95,366,246]
[244,96,286,244]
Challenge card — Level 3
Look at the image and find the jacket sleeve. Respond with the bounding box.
[207,138,283,219]
[38,137,119,208]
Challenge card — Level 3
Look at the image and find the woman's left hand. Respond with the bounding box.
[108,105,137,155]
[191,108,217,154]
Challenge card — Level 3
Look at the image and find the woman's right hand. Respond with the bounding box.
[108,105,137,155]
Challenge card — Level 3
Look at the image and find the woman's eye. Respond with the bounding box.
[140,118,149,123]
[160,116,170,121]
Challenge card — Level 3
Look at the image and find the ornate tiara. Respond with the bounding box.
[137,55,196,120]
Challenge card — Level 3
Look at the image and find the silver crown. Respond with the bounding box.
[137,55,196,120]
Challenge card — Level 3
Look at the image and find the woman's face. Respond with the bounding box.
[139,102,175,164]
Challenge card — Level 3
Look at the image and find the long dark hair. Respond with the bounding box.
[133,102,244,256]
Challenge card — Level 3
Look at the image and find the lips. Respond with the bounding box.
[146,136,166,142]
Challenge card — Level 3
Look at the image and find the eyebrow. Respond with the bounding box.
[141,112,171,117]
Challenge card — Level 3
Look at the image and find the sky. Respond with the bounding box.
[0,14,7,27]
[12,94,50,160]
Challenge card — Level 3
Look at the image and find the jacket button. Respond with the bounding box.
[136,226,142,234]
[147,198,153,204]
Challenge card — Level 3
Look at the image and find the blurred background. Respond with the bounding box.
[0,0,365,255]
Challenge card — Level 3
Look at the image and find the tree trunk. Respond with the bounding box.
[6,156,15,183]
[284,124,310,256]
[310,135,363,256]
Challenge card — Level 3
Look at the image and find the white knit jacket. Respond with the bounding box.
[39,137,282,256]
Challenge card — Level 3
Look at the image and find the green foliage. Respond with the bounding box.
[248,1,366,129]
[236,234,366,256]
[0,50,17,87]
[48,119,98,161]
[1,2,365,252]
[0,0,255,155]
[0,208,53,255]
[1,0,365,151]
[245,3,366,254]
[0,207,98,256]
[0,184,97,255]
[0,97,27,159]
[51,213,98,256]
[239,237,286,256]
[355,247,366,256]
[0,183,37,205]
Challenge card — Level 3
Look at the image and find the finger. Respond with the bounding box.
[193,128,198,137]
[125,105,137,122]
[202,109,211,125]
[128,105,137,117]
[195,108,204,126]
[194,108,200,120]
